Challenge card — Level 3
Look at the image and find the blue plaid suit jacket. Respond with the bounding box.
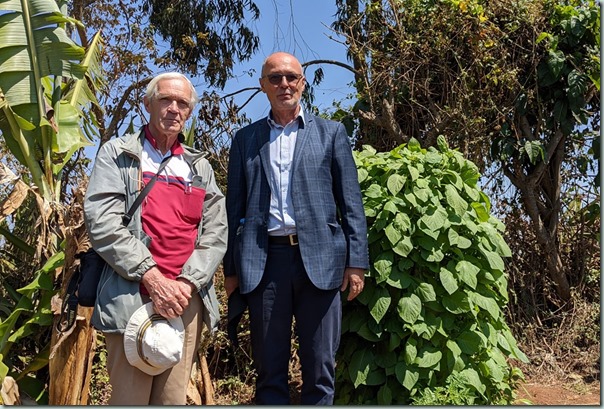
[224,113,369,294]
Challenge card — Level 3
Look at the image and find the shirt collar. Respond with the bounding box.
[267,109,306,129]
[143,125,184,155]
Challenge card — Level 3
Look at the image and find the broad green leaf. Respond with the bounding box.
[445,184,468,215]
[503,330,529,363]
[457,236,472,249]
[442,292,471,314]
[357,167,369,183]
[491,233,512,257]
[482,357,505,382]
[383,200,399,214]
[479,247,505,271]
[385,267,413,289]
[385,223,402,246]
[377,384,393,405]
[388,332,401,352]
[375,350,397,370]
[354,282,374,306]
[349,349,374,388]
[423,246,444,262]
[53,100,89,149]
[387,173,406,196]
[456,260,479,289]
[402,368,419,390]
[425,150,442,164]
[446,339,462,358]
[443,169,463,189]
[459,367,486,394]
[419,206,447,232]
[357,322,381,342]
[403,190,418,208]
[8,310,53,343]
[365,183,383,198]
[392,236,413,257]
[415,349,442,368]
[479,192,491,214]
[414,187,431,203]
[366,367,387,385]
[369,286,391,323]
[468,291,500,320]
[471,202,490,222]
[404,338,417,363]
[0,355,8,381]
[407,165,420,181]
[407,137,421,152]
[415,282,436,302]
[439,267,458,294]
[373,251,394,281]
[457,330,485,355]
[397,294,422,324]
[436,134,449,151]
[393,212,411,231]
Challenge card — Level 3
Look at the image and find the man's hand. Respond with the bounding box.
[224,275,239,298]
[142,266,193,319]
[341,267,366,301]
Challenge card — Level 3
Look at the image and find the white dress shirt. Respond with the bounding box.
[266,110,305,236]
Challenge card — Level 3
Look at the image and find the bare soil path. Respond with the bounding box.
[515,380,600,405]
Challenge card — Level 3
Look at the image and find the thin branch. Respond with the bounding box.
[302,59,359,76]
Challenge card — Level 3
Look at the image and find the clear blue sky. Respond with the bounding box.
[203,0,356,121]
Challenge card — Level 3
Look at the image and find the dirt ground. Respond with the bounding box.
[515,379,601,405]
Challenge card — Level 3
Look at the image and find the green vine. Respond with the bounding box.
[335,137,527,404]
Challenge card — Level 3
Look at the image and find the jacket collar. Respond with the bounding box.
[120,128,207,163]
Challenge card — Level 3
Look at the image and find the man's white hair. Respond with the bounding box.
[145,72,199,109]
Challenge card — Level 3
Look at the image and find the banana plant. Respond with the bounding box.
[0,0,104,202]
[0,0,104,402]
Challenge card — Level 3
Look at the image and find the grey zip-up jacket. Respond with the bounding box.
[83,130,227,334]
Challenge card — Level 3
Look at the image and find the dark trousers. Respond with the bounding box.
[246,243,341,405]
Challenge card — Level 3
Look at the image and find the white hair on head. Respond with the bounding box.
[145,72,199,109]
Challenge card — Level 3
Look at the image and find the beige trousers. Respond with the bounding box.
[104,294,204,405]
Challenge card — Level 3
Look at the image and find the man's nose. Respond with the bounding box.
[278,76,290,87]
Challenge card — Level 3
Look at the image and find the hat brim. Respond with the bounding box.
[123,302,185,376]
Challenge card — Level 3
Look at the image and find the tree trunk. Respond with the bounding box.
[48,308,96,404]
[48,182,97,405]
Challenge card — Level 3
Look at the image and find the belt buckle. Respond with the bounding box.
[289,234,298,246]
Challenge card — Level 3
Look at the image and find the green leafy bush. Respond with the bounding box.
[335,137,528,405]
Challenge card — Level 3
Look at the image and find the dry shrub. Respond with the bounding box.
[503,204,600,385]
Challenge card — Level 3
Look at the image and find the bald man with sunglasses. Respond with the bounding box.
[224,52,369,404]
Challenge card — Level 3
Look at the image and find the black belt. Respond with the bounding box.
[268,234,299,246]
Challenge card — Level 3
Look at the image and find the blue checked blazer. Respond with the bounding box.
[224,113,369,294]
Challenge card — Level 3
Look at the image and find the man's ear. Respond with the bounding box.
[143,96,151,113]
[259,78,266,93]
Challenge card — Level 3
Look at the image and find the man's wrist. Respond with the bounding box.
[176,277,197,294]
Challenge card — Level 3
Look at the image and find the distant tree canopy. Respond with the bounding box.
[332,0,600,301]
[143,0,260,88]
[69,0,261,143]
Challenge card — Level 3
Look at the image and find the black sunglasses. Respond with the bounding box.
[263,73,303,85]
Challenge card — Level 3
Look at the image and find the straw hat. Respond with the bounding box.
[123,303,185,376]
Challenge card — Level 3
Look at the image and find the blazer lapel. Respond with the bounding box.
[256,120,272,184]
[292,114,312,174]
